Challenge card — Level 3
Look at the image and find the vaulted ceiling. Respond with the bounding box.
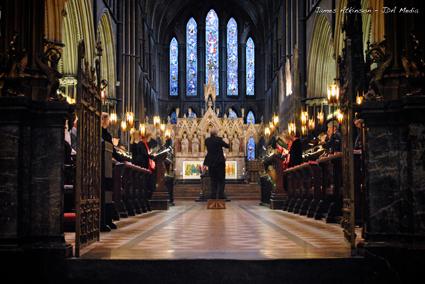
[142,0,278,44]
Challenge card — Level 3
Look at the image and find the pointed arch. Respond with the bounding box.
[205,9,219,95]
[186,17,198,96]
[307,15,335,98]
[246,37,255,96]
[169,37,179,96]
[227,17,238,96]
[98,12,116,100]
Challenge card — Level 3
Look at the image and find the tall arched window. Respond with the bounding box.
[186,18,197,96]
[246,110,255,124]
[169,37,179,96]
[246,37,255,96]
[170,111,177,124]
[226,18,238,96]
[247,137,256,160]
[206,9,219,95]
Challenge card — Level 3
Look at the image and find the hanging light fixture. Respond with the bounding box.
[288,122,296,136]
[300,110,308,126]
[126,112,134,128]
[327,83,340,105]
[356,92,364,105]
[308,118,315,130]
[110,112,118,125]
[317,111,324,125]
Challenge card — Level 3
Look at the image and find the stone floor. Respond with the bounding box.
[67,201,351,259]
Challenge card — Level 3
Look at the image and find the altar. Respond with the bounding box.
[143,72,264,182]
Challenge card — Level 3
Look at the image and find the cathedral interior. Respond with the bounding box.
[1,0,425,283]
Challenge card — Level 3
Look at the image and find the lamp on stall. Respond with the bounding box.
[300,110,308,126]
[288,122,296,136]
[272,114,279,126]
[110,112,118,125]
[153,116,161,126]
[356,92,364,105]
[139,123,146,137]
[317,111,324,125]
[160,123,166,133]
[165,128,171,139]
[120,120,127,132]
[126,112,134,128]
[301,125,307,136]
[336,109,344,124]
[308,118,315,130]
[327,82,340,105]
[264,127,271,137]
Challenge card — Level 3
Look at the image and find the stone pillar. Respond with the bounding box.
[0,96,71,260]
[361,97,425,244]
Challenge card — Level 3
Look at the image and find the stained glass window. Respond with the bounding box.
[246,111,255,124]
[186,18,197,96]
[246,37,255,96]
[170,111,177,124]
[227,18,238,96]
[169,37,178,96]
[206,9,219,95]
[247,137,256,160]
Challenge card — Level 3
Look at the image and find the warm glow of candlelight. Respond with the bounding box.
[336,109,344,124]
[110,112,118,125]
[126,112,134,127]
[273,114,279,126]
[160,123,166,132]
[300,111,308,126]
[327,83,340,105]
[356,94,364,105]
[317,112,324,125]
[264,127,271,137]
[288,122,296,136]
[121,120,127,131]
[139,123,146,136]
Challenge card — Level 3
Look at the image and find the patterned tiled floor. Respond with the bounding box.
[70,201,351,259]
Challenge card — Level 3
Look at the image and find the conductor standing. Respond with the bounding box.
[204,129,230,199]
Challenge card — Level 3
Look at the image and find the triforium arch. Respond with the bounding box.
[97,12,117,104]
[61,0,96,77]
[307,14,335,98]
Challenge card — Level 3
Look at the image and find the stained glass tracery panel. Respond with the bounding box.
[186,18,197,96]
[246,37,255,96]
[227,18,238,96]
[206,9,219,95]
[169,37,179,96]
[246,111,255,124]
[247,137,256,160]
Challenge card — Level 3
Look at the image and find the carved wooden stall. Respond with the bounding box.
[74,40,102,257]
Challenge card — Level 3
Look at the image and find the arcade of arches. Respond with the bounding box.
[1,0,425,283]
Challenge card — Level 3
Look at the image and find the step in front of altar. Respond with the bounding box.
[174,183,260,200]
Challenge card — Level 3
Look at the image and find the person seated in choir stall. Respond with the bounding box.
[354,119,364,151]
[70,114,78,150]
[281,131,303,168]
[187,107,197,119]
[101,112,123,162]
[324,121,342,154]
[64,120,74,165]
[165,135,173,149]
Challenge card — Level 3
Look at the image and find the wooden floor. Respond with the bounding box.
[67,201,352,260]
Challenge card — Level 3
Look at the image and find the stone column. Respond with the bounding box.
[0,96,71,256]
[361,97,425,244]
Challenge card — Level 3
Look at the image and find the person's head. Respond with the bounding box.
[73,115,78,128]
[101,112,110,128]
[210,128,218,137]
[354,119,364,129]
[327,121,337,136]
